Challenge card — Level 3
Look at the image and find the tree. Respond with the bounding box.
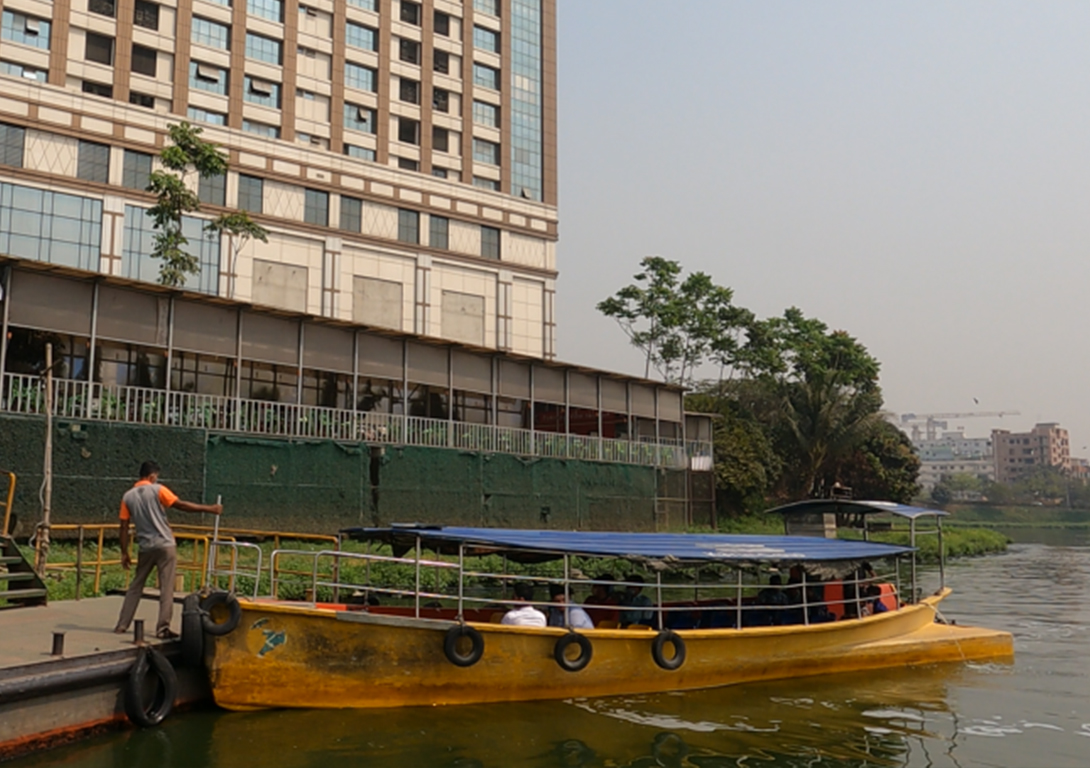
[206,212,269,298]
[147,122,267,288]
[597,257,751,386]
[834,421,921,503]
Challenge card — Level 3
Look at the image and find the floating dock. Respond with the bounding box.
[0,595,210,760]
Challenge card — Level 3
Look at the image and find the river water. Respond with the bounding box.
[13,529,1090,768]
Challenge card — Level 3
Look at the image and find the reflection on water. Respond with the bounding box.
[12,539,1090,768]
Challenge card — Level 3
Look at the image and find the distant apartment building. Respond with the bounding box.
[992,423,1071,485]
[913,430,994,491]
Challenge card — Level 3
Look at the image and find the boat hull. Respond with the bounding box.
[205,589,1012,711]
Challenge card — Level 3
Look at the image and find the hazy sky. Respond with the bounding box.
[554,1,1090,450]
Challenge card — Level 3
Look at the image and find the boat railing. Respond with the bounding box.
[265,547,903,629]
[209,540,264,599]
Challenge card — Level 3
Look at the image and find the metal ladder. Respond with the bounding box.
[0,537,47,608]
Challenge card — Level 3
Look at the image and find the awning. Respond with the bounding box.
[767,500,948,520]
[340,525,915,565]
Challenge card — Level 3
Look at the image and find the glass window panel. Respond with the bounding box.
[340,196,361,232]
[191,17,231,49]
[1,11,51,50]
[245,32,282,64]
[345,61,375,91]
[122,150,152,191]
[247,0,283,22]
[473,25,498,53]
[473,100,499,127]
[481,226,500,259]
[304,189,328,226]
[429,215,448,250]
[397,209,419,244]
[133,1,159,30]
[344,144,375,160]
[199,173,226,206]
[473,63,499,89]
[238,174,263,213]
[346,22,377,51]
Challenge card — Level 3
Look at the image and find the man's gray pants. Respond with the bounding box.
[115,545,177,634]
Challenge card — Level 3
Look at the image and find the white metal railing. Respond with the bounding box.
[0,372,712,469]
[266,546,905,629]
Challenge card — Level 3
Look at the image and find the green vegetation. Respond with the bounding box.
[600,257,920,515]
[148,122,267,286]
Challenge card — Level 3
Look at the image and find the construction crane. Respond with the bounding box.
[900,411,1021,441]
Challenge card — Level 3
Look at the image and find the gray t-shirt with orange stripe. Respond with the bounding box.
[120,480,179,550]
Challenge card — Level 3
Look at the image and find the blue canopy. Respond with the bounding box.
[767,500,948,520]
[341,525,914,565]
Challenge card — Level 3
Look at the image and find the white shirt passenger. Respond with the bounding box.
[501,604,547,627]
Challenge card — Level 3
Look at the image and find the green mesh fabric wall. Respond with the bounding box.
[0,414,663,536]
[376,446,658,530]
[204,436,371,531]
[0,415,205,532]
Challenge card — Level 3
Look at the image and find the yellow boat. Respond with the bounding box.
[198,503,1013,712]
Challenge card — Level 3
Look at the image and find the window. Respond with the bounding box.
[304,189,328,226]
[89,0,116,18]
[77,141,110,184]
[344,104,375,133]
[242,119,280,138]
[131,44,157,77]
[0,123,25,168]
[429,215,448,250]
[473,63,499,90]
[2,11,50,49]
[431,167,448,179]
[473,26,498,53]
[340,196,361,232]
[345,62,375,91]
[432,126,449,153]
[346,22,377,51]
[346,0,375,8]
[474,0,499,16]
[344,144,375,161]
[473,100,499,127]
[481,226,500,259]
[399,38,420,64]
[85,32,115,65]
[133,0,159,29]
[397,157,418,171]
[400,1,420,25]
[433,88,449,113]
[124,206,218,294]
[238,174,263,213]
[2,184,103,271]
[186,105,226,125]
[433,49,450,74]
[0,60,46,81]
[122,150,152,190]
[399,77,420,104]
[473,138,499,165]
[190,62,228,94]
[434,10,450,36]
[473,176,498,191]
[247,0,283,22]
[199,173,226,205]
[398,117,420,145]
[82,80,113,98]
[398,209,419,244]
[245,32,282,64]
[129,91,155,108]
[192,17,231,50]
[244,76,280,107]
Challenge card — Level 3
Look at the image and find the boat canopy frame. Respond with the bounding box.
[766,500,948,595]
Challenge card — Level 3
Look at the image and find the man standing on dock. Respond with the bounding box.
[113,461,222,640]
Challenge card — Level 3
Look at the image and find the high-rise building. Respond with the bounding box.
[992,423,1071,485]
[0,0,558,356]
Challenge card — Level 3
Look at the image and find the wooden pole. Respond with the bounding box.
[34,344,53,577]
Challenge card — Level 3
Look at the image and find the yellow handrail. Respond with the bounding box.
[1,471,15,537]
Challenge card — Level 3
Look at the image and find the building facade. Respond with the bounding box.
[0,0,558,356]
[992,423,1071,485]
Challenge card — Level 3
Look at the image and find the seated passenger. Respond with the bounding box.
[501,582,547,627]
[619,574,655,627]
[755,574,789,626]
[547,584,595,629]
[583,573,621,626]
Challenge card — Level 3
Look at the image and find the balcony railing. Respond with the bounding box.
[0,373,712,469]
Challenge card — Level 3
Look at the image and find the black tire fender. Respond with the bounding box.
[180,593,205,668]
[199,591,241,636]
[651,630,686,671]
[443,624,484,667]
[554,632,593,672]
[124,647,178,728]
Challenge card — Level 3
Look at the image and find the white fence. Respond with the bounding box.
[0,372,713,469]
